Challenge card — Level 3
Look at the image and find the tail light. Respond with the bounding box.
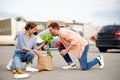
[91,35,97,41]
[115,30,120,38]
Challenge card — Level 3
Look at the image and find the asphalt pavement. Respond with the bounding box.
[0,45,120,80]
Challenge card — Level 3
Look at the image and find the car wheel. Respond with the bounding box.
[98,47,108,52]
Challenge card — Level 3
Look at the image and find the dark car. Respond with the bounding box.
[95,24,120,52]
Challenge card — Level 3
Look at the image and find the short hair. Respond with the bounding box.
[25,22,37,30]
[48,22,59,29]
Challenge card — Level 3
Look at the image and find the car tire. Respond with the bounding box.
[98,47,108,52]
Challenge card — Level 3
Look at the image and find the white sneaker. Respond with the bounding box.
[14,73,30,79]
[6,59,13,70]
[26,66,38,72]
[62,63,76,69]
[97,55,104,69]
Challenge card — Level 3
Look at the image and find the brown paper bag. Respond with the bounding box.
[38,55,53,71]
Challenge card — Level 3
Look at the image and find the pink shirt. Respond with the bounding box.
[59,28,88,58]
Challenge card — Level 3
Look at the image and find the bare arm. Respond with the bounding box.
[23,43,45,56]
[23,48,32,52]
[60,44,75,56]
[33,43,45,56]
[35,42,45,50]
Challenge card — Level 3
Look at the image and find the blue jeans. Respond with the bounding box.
[12,50,35,70]
[58,45,99,70]
[58,44,73,65]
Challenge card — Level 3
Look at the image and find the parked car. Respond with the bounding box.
[36,27,83,49]
[95,24,120,52]
[36,29,59,48]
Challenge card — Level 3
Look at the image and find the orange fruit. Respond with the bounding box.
[12,70,17,74]
[17,69,23,74]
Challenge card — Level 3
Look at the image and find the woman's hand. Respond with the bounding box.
[33,49,41,56]
[36,42,45,50]
[23,48,31,52]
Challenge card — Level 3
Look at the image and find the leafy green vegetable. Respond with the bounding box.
[40,33,53,57]
[40,33,53,44]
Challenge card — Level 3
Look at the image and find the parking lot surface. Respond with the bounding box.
[0,45,120,80]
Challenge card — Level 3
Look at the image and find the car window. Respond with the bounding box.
[99,25,115,33]
[40,29,49,35]
[36,29,50,37]
[69,28,77,32]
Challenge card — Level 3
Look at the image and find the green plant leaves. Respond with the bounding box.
[40,34,53,44]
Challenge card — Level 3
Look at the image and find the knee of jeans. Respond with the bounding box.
[81,67,88,70]
[27,51,35,57]
[81,65,88,70]
[81,68,88,70]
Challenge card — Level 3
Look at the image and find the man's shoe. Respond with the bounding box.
[14,73,30,79]
[6,59,13,70]
[97,55,104,69]
[62,63,76,69]
[26,66,38,72]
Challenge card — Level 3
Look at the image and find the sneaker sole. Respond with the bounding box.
[6,59,13,70]
[99,55,104,69]
[62,66,76,70]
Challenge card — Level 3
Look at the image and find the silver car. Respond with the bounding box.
[36,27,83,49]
[36,29,60,48]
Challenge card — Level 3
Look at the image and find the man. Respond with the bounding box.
[48,22,104,70]
[7,22,45,73]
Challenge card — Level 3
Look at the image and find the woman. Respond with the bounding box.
[7,22,45,73]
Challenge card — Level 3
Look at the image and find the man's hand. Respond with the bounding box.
[60,49,68,56]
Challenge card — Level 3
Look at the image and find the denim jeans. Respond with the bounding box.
[58,44,99,70]
[58,44,73,65]
[79,45,99,70]
[12,50,35,70]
